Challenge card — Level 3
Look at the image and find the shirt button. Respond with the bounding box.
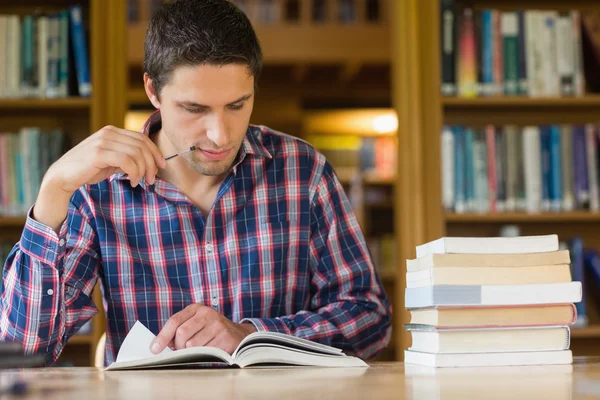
[205,243,214,253]
[211,298,219,307]
[59,239,65,247]
[47,289,54,296]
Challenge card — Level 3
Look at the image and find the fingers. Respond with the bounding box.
[173,315,209,350]
[185,322,220,349]
[93,147,140,185]
[100,137,151,186]
[151,306,197,354]
[97,126,166,186]
[105,126,167,169]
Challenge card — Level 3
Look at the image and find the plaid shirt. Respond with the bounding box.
[1,111,392,366]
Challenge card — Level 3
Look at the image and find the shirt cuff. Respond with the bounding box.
[240,317,292,335]
[19,205,69,266]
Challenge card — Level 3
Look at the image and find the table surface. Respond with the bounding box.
[2,357,600,399]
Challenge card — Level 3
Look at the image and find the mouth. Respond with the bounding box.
[197,148,232,161]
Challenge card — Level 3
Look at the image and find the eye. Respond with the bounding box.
[184,107,202,114]
[228,103,244,111]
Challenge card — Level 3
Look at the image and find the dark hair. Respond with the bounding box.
[144,0,263,100]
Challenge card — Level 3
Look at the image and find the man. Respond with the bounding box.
[0,0,392,366]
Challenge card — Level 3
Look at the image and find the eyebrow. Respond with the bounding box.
[179,93,253,108]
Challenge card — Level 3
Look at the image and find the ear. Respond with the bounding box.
[144,73,161,109]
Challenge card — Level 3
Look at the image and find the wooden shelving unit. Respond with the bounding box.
[0,0,126,366]
[0,217,27,227]
[402,0,600,357]
[446,212,600,223]
[442,95,600,107]
[0,98,92,109]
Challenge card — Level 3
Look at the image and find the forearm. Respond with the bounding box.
[32,176,72,233]
[0,205,99,364]
[241,296,392,359]
[1,241,66,362]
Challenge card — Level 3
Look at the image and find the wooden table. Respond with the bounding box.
[2,357,600,399]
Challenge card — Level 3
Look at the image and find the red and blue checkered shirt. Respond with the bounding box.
[1,112,392,365]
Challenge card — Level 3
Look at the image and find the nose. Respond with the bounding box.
[205,112,230,148]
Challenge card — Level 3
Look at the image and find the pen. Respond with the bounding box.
[164,146,197,161]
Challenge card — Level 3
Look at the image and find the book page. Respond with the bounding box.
[106,320,233,370]
[115,321,173,363]
[234,331,344,358]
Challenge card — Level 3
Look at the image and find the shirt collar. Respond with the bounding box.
[108,110,272,183]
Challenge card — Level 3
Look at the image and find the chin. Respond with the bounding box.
[189,159,234,176]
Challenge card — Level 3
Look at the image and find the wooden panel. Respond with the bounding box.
[444,106,600,126]
[418,0,445,243]
[0,98,91,109]
[390,0,423,360]
[456,0,600,11]
[90,0,107,133]
[446,212,600,222]
[106,0,128,127]
[444,96,600,107]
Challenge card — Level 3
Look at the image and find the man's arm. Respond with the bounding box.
[241,160,393,359]
[0,196,101,365]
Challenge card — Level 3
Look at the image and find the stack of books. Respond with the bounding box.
[404,234,582,367]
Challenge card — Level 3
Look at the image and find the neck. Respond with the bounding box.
[152,129,226,193]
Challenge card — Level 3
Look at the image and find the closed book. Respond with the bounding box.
[409,304,577,328]
[404,349,572,368]
[405,281,582,309]
[407,250,570,272]
[406,264,571,288]
[405,325,570,353]
[415,234,558,257]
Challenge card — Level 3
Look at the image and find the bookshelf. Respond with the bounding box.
[405,0,600,356]
[0,0,119,366]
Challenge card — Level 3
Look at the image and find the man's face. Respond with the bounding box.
[155,63,255,176]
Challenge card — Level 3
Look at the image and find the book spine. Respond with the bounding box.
[556,12,575,96]
[453,126,466,213]
[441,126,455,210]
[504,126,518,211]
[485,125,497,212]
[561,125,575,211]
[517,11,528,95]
[586,124,599,211]
[496,126,506,211]
[481,10,494,96]
[549,125,563,212]
[571,11,585,96]
[440,0,456,96]
[540,126,551,211]
[523,126,541,212]
[501,12,519,95]
[69,5,92,97]
[465,128,475,211]
[525,11,539,97]
[573,125,589,208]
[458,7,477,97]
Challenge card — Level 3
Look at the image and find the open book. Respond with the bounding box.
[105,321,368,370]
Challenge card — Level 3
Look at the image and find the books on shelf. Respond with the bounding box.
[0,4,91,99]
[0,129,67,217]
[440,2,589,98]
[305,134,396,182]
[404,234,582,368]
[442,123,600,214]
[106,320,368,370]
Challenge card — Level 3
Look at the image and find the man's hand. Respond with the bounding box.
[34,125,166,232]
[151,304,257,355]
